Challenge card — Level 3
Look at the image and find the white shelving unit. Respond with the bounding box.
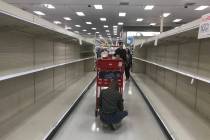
[135,18,201,47]
[133,57,210,84]
[0,57,94,82]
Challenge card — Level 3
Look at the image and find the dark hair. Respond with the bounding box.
[118,42,123,46]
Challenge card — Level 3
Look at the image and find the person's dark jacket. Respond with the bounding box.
[125,53,132,68]
[99,81,124,114]
[114,48,126,62]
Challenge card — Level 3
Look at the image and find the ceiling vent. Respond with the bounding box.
[120,2,129,6]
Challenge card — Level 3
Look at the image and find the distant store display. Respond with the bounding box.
[198,13,210,39]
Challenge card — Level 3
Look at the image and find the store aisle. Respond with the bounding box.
[53,80,167,140]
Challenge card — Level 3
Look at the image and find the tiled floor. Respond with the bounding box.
[53,80,167,140]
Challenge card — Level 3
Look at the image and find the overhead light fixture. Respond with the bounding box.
[106,30,110,32]
[75,25,81,27]
[83,29,87,32]
[86,22,92,25]
[43,4,55,9]
[173,19,182,22]
[63,17,71,21]
[118,22,124,25]
[53,21,62,24]
[119,12,126,17]
[76,12,85,16]
[150,23,156,26]
[100,18,106,21]
[144,5,154,10]
[104,25,108,28]
[33,11,45,16]
[65,26,72,30]
[136,18,144,22]
[163,13,171,17]
[74,31,79,33]
[195,6,209,10]
[113,25,118,28]
[87,33,91,35]
[94,5,103,10]
[96,32,99,34]
[91,28,96,30]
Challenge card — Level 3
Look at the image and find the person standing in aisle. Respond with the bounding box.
[125,48,132,80]
[114,41,126,63]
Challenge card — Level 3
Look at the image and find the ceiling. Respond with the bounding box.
[3,0,210,39]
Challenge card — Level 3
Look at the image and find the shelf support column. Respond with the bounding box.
[160,16,164,33]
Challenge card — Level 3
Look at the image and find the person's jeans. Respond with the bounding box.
[100,111,128,124]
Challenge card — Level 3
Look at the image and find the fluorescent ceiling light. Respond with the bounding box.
[87,33,91,35]
[104,25,109,28]
[65,26,72,30]
[53,21,62,24]
[63,17,71,21]
[33,11,45,16]
[76,12,85,16]
[96,32,99,34]
[74,31,79,33]
[92,28,96,30]
[83,29,87,32]
[195,6,209,10]
[136,18,144,22]
[118,22,124,25]
[75,25,81,27]
[173,19,182,22]
[150,23,156,26]
[43,4,55,9]
[144,5,154,10]
[163,13,171,17]
[94,5,103,10]
[113,25,118,28]
[119,12,126,17]
[86,22,92,25]
[106,30,110,32]
[117,37,120,39]
[100,18,106,21]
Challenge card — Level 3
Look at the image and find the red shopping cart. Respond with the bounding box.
[95,58,124,117]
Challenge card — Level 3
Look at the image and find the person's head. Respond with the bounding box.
[109,79,119,91]
[118,41,123,48]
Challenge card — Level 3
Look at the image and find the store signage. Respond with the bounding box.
[198,13,210,39]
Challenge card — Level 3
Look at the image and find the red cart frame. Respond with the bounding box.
[95,58,124,117]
